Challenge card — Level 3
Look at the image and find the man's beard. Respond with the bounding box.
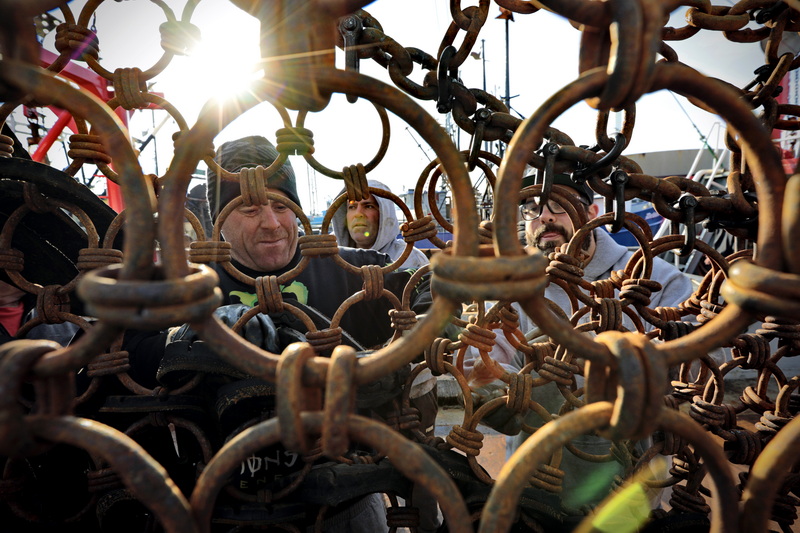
[526,222,569,254]
[525,222,591,254]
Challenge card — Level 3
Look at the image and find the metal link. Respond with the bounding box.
[238,166,269,206]
[54,22,99,62]
[188,239,232,264]
[67,133,112,165]
[0,134,13,157]
[306,327,344,353]
[3,1,800,531]
[343,162,369,202]
[112,67,148,111]
[446,423,484,456]
[158,20,200,56]
[254,275,284,314]
[298,233,339,257]
[401,214,438,243]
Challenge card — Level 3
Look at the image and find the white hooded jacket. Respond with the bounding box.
[331,179,430,270]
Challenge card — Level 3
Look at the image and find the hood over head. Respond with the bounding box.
[331,179,399,251]
[331,180,431,269]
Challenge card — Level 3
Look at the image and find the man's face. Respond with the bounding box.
[221,188,298,271]
[346,194,380,248]
[522,196,596,254]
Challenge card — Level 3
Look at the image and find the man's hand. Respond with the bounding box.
[466,357,505,388]
[466,374,524,436]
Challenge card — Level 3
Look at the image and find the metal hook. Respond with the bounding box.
[338,14,363,103]
[536,142,560,217]
[437,46,457,113]
[572,133,626,183]
[754,1,787,24]
[608,170,629,233]
[467,107,490,171]
[743,63,777,92]
[676,194,698,256]
[704,192,759,240]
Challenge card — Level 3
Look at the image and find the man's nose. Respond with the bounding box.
[258,205,281,228]
[540,205,558,221]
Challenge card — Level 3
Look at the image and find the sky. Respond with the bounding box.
[24,0,766,215]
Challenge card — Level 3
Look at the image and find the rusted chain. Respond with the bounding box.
[4,2,800,532]
[191,411,473,533]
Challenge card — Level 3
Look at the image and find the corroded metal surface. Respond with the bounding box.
[1,1,799,532]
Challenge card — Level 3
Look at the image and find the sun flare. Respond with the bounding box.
[190,26,262,100]
[159,9,262,114]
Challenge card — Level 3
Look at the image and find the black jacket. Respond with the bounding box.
[215,246,431,349]
[123,245,432,388]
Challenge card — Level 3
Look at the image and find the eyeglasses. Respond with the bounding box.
[519,199,567,220]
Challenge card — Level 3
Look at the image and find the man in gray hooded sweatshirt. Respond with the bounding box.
[331,179,429,270]
[464,173,695,513]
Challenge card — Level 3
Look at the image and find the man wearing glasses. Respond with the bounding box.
[464,172,694,512]
[518,173,599,256]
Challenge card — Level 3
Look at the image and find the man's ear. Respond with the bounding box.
[587,201,600,220]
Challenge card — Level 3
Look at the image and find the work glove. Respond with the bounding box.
[158,304,306,386]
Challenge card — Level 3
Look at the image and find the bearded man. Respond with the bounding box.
[464,172,694,509]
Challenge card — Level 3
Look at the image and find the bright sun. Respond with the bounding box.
[191,31,262,100]
[160,9,262,115]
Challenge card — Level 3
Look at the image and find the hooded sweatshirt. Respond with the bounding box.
[331,180,430,270]
[463,228,695,507]
[332,180,437,401]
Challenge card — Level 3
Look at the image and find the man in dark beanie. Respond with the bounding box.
[207,136,301,272]
[203,135,432,350]
[132,133,433,399]
[111,134,431,533]
[199,136,440,533]
[154,135,434,531]
[206,135,301,221]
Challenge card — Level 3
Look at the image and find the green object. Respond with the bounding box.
[589,481,651,533]
[563,466,618,508]
[230,280,309,308]
[572,456,667,533]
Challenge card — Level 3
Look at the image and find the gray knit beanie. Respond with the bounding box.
[206,135,301,220]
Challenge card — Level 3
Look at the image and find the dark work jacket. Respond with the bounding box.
[215,246,432,349]
[121,245,431,388]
